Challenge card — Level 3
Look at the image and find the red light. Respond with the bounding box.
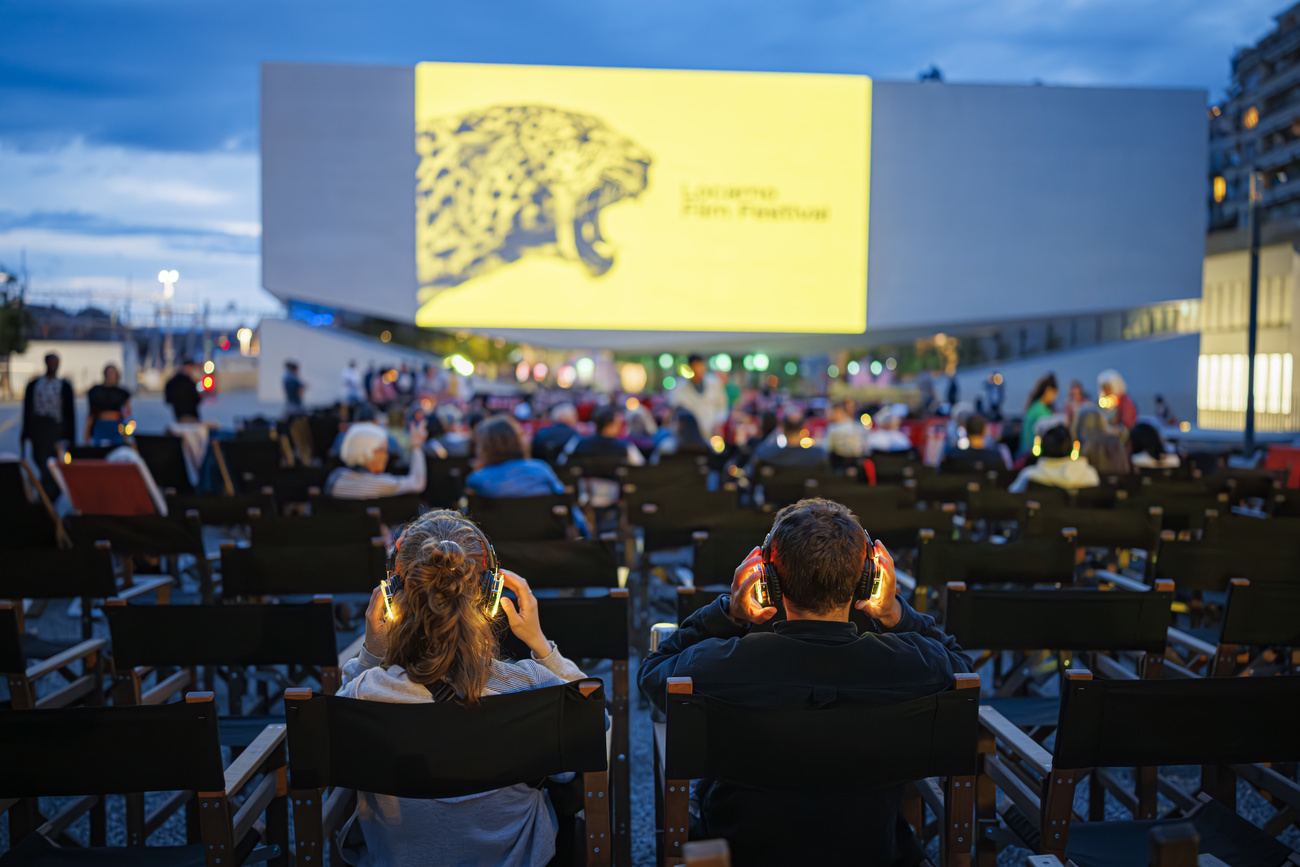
[219,338,230,351]
[202,375,214,389]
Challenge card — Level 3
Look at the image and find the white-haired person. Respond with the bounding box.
[327,421,427,499]
[1097,369,1138,430]
[864,404,913,453]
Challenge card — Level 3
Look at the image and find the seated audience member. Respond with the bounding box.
[750,413,830,470]
[85,363,133,445]
[465,416,569,497]
[944,414,1012,470]
[1129,422,1180,469]
[427,404,473,459]
[1074,405,1131,475]
[639,498,971,865]
[327,421,427,499]
[654,408,713,459]
[1008,423,1099,493]
[569,405,644,466]
[341,511,589,867]
[530,403,581,465]
[824,398,867,461]
[1097,368,1138,430]
[864,405,913,454]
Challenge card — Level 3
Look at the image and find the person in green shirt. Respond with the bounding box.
[1018,373,1059,458]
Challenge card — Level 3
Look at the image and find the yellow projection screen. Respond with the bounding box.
[414,62,871,333]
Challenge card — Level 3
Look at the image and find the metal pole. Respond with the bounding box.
[1244,172,1263,454]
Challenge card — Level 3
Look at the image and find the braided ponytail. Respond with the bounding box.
[384,511,498,702]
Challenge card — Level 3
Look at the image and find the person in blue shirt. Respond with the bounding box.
[465,416,591,537]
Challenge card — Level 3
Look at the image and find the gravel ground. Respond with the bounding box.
[3,546,1298,865]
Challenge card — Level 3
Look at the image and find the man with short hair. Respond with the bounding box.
[569,405,644,508]
[639,498,971,865]
[530,402,580,464]
[750,412,829,470]
[945,413,1012,470]
[164,358,202,422]
[21,353,75,494]
[669,353,728,436]
[283,360,306,412]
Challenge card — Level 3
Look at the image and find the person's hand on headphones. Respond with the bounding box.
[499,570,552,658]
[855,540,902,628]
[363,585,391,659]
[728,546,779,626]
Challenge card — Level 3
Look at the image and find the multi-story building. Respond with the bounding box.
[1203,3,1300,432]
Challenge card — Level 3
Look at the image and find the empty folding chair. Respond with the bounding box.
[0,692,287,864]
[0,458,67,549]
[466,491,577,541]
[499,588,632,865]
[106,597,343,744]
[284,679,611,866]
[915,529,1078,611]
[1166,579,1300,678]
[978,671,1300,866]
[219,538,387,598]
[308,488,423,527]
[492,538,625,590]
[0,601,106,711]
[1024,502,1163,568]
[1153,533,1295,593]
[247,506,383,546]
[655,674,980,866]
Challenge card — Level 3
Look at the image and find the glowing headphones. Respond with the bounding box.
[384,512,504,620]
[756,508,879,609]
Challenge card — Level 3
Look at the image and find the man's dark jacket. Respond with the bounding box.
[21,376,75,446]
[638,594,972,866]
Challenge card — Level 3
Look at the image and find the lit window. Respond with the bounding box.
[1268,353,1283,414]
[1213,176,1227,203]
[1244,106,1260,130]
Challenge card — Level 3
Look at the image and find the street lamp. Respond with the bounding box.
[237,327,253,357]
[157,269,179,300]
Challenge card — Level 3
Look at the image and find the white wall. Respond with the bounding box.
[9,340,126,396]
[952,333,1200,423]
[255,318,439,405]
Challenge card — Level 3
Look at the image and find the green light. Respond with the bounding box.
[663,375,677,389]
[712,354,732,372]
[658,353,674,369]
[847,361,860,375]
[753,353,770,371]
[870,360,883,376]
[784,361,798,376]
[742,355,755,371]
[827,365,839,378]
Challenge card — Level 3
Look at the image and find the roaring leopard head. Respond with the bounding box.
[415,105,651,303]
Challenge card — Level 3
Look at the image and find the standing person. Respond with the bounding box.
[21,353,75,493]
[1063,380,1090,427]
[1018,373,1059,458]
[283,360,305,413]
[669,354,728,436]
[164,359,203,422]
[342,360,362,406]
[638,499,972,865]
[1097,369,1138,430]
[85,363,133,445]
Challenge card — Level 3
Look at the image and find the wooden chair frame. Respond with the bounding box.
[1,601,107,710]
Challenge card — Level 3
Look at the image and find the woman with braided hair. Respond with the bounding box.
[337,509,589,867]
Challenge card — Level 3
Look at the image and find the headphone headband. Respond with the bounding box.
[760,504,876,609]
[390,511,499,579]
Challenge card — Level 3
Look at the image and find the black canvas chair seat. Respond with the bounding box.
[1062,797,1296,867]
[981,695,1060,728]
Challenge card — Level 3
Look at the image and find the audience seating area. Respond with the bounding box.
[3,413,1300,866]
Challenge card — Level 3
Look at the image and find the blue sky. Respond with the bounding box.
[0,0,1285,324]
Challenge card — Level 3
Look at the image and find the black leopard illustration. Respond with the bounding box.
[416,105,651,303]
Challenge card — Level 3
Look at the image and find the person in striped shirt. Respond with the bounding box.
[327,421,428,500]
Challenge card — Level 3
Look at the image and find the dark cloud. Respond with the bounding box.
[0,210,259,255]
[0,0,1282,152]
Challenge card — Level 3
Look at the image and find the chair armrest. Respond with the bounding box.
[1229,762,1300,813]
[653,721,667,780]
[1089,653,1139,681]
[337,634,365,669]
[25,638,106,682]
[1099,572,1148,592]
[224,723,287,797]
[978,706,1053,779]
[322,785,356,835]
[1166,628,1217,660]
[115,576,172,602]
